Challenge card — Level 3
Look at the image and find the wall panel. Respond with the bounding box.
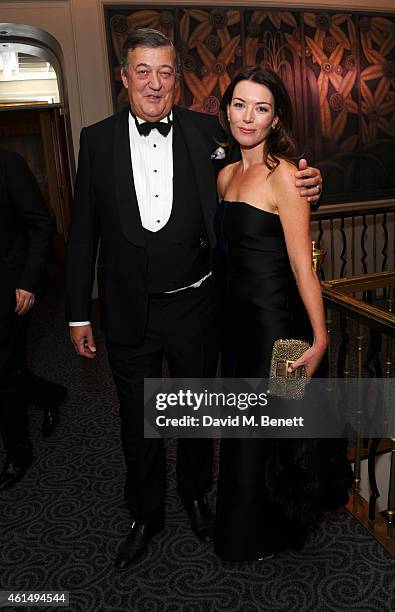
[106,5,395,204]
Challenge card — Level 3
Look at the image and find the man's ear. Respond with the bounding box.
[121,68,128,89]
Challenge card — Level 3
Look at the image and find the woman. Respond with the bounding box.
[214,66,352,561]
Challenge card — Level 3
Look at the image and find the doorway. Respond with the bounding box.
[0,28,73,263]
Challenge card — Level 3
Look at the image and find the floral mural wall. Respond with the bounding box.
[105,6,395,204]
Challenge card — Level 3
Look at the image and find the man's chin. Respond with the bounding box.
[140,107,170,122]
[142,111,169,122]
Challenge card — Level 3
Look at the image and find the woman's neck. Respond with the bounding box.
[239,142,265,170]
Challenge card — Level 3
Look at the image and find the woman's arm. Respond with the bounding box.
[271,161,328,378]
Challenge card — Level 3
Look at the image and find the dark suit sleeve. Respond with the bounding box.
[311,186,323,211]
[65,128,100,322]
[5,151,53,292]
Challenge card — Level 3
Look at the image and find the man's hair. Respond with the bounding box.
[121,28,180,76]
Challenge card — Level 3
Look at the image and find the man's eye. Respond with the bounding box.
[137,70,148,76]
[159,71,173,78]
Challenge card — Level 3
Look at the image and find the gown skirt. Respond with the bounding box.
[214,201,352,561]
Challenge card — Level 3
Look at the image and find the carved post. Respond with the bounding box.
[353,323,364,494]
[385,439,395,539]
[383,288,393,537]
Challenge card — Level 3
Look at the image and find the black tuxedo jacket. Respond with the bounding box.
[0,149,53,311]
[65,106,224,345]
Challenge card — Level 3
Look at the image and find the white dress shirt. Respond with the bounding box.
[130,112,173,232]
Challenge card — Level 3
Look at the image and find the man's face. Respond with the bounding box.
[121,45,176,122]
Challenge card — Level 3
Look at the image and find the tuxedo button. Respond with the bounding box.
[199,237,208,249]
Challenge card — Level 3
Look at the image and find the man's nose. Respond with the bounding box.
[148,71,163,90]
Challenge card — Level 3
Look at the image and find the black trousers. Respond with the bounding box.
[0,293,29,459]
[106,278,219,523]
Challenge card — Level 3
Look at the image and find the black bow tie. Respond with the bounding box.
[134,115,172,137]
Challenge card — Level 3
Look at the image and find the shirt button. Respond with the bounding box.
[155,194,159,198]
[157,220,160,224]
[153,144,157,148]
[154,169,157,173]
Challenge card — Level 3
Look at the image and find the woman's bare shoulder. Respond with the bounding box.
[219,161,239,179]
[218,161,238,195]
[271,158,298,186]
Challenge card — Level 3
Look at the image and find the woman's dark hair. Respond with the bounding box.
[219,65,297,172]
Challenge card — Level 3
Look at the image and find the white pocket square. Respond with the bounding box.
[210,146,226,160]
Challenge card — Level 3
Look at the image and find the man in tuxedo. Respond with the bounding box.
[66,29,322,570]
[0,149,67,491]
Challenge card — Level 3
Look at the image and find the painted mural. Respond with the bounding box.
[105,6,395,204]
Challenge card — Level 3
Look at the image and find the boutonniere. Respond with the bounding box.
[210,146,226,160]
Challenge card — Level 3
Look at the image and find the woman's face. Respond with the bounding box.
[227,80,278,148]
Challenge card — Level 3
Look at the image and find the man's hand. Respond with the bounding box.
[15,288,35,315]
[295,158,323,205]
[70,324,97,359]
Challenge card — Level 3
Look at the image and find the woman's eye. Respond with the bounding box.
[233,102,244,108]
[257,106,268,113]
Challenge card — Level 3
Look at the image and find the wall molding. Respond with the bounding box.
[99,0,395,13]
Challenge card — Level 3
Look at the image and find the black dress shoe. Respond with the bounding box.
[257,552,276,561]
[114,519,164,570]
[185,497,214,543]
[40,384,67,437]
[42,407,59,437]
[0,455,33,492]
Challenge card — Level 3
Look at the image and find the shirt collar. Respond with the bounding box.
[130,110,173,125]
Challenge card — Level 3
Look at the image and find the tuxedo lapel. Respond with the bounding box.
[173,107,218,248]
[113,108,145,247]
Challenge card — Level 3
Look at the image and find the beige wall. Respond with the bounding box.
[1,0,394,161]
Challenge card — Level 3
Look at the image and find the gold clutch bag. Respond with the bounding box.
[268,339,310,400]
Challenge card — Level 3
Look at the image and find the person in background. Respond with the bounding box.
[0,148,67,491]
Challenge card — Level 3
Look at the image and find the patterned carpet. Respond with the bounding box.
[0,278,394,612]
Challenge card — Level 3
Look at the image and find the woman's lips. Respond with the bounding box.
[239,127,255,134]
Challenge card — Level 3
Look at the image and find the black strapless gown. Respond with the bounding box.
[214,201,352,561]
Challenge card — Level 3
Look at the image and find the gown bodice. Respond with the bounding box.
[216,200,293,285]
[215,200,308,377]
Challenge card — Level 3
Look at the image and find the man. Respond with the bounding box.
[66,29,322,570]
[0,149,67,491]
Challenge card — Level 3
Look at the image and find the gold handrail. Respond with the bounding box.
[322,270,394,553]
[312,199,395,220]
[322,272,395,337]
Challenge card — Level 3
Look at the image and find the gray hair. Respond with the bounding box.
[121,28,180,76]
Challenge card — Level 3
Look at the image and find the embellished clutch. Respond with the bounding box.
[268,339,310,400]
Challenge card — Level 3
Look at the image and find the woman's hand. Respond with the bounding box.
[288,339,328,380]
